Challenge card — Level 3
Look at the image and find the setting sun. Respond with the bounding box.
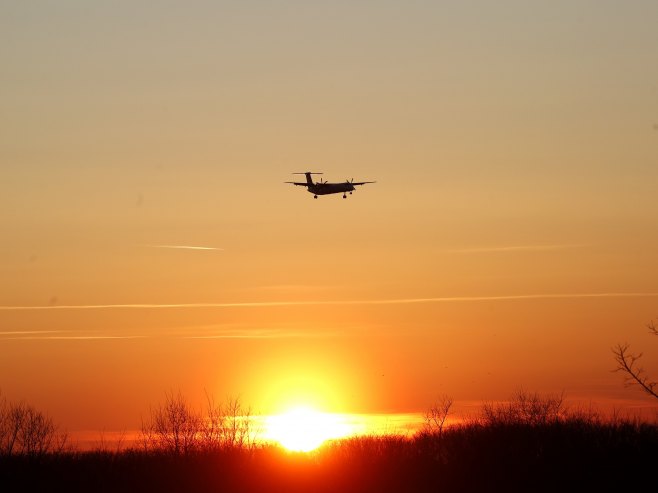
[264,406,355,452]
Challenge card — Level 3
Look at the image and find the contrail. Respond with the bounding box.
[0,330,61,335]
[446,244,587,253]
[1,292,658,311]
[0,328,337,341]
[145,245,223,251]
[182,330,340,339]
[1,335,149,340]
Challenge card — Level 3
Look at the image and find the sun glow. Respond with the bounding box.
[264,406,354,452]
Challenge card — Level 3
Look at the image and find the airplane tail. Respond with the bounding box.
[293,172,322,186]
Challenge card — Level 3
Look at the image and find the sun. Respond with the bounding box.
[264,406,354,452]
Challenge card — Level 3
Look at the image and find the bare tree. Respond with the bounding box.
[0,394,67,457]
[613,320,658,400]
[201,393,255,451]
[141,390,257,454]
[222,396,255,449]
[140,390,202,455]
[200,391,225,451]
[480,389,565,426]
[424,395,453,436]
[0,392,15,455]
[18,405,56,456]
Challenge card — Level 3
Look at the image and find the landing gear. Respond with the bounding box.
[314,195,318,199]
[343,194,347,199]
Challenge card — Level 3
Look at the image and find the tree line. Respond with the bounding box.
[1,318,656,458]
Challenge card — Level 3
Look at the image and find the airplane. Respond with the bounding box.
[286,172,375,199]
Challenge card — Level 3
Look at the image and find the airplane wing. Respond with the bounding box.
[351,181,376,186]
[285,182,309,186]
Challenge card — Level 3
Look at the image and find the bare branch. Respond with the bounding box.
[647,320,658,337]
[424,395,453,436]
[612,343,658,400]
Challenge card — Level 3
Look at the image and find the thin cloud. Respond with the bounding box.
[0,330,61,335]
[182,328,340,339]
[145,245,224,251]
[0,327,336,341]
[1,334,148,340]
[44,335,148,340]
[253,284,339,291]
[446,244,587,254]
[2,292,658,311]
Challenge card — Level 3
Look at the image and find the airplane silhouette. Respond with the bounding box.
[286,172,375,199]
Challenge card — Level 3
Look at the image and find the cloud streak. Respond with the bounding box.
[182,329,340,339]
[446,244,588,254]
[145,245,224,251]
[2,292,658,311]
[0,334,149,340]
[0,327,337,341]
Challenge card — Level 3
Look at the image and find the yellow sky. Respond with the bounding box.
[2,1,658,434]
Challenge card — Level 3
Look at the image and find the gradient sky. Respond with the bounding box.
[2,1,658,435]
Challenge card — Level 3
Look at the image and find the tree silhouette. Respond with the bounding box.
[140,390,201,455]
[479,389,565,426]
[201,393,255,451]
[424,395,453,436]
[140,390,256,454]
[613,320,658,400]
[0,393,67,456]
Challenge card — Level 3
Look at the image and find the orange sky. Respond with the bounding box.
[2,1,658,435]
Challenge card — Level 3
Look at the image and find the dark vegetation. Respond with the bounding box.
[1,389,656,493]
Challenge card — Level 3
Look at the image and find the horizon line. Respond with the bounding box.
[2,292,658,311]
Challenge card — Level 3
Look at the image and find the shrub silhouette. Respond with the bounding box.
[478,389,565,426]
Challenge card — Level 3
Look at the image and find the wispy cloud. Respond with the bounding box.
[0,327,335,341]
[0,330,61,335]
[253,284,339,291]
[0,333,148,340]
[446,244,587,254]
[182,328,340,339]
[2,292,658,311]
[35,335,149,340]
[144,245,224,251]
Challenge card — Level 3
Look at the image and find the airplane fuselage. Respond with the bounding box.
[307,182,356,196]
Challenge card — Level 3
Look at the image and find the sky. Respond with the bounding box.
[2,0,658,438]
